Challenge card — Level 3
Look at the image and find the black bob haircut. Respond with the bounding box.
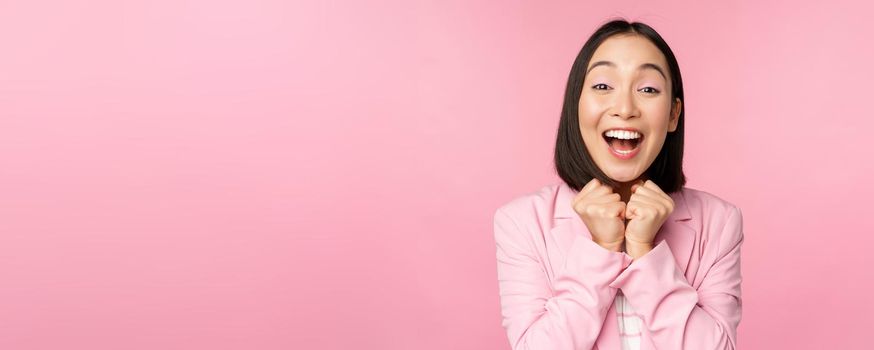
[554,19,686,193]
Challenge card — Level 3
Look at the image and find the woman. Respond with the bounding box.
[493,19,743,350]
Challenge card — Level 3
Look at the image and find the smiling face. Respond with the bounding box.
[578,34,682,184]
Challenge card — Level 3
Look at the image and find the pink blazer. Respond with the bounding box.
[493,182,743,350]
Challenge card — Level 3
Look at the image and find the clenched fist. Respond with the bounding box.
[571,178,626,252]
[624,179,675,258]
[572,178,675,258]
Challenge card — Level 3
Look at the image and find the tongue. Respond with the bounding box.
[609,138,638,151]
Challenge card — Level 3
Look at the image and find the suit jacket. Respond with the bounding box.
[493,182,744,350]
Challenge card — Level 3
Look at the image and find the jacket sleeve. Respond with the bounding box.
[494,208,634,350]
[609,206,744,349]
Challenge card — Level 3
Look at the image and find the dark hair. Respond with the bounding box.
[554,19,686,193]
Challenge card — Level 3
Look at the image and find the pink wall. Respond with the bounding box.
[1,0,872,349]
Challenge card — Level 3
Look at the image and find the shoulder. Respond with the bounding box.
[492,183,562,242]
[679,186,743,222]
[679,187,739,213]
[679,186,744,250]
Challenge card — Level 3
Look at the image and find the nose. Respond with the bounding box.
[609,88,640,119]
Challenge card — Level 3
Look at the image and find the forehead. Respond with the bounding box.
[588,34,668,71]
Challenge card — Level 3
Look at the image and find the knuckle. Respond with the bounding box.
[582,203,597,216]
[596,206,609,217]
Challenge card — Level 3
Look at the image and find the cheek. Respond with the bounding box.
[641,100,674,130]
[577,95,603,125]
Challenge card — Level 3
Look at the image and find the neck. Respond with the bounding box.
[614,175,649,204]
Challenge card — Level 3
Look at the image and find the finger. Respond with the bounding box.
[632,187,674,212]
[600,201,626,218]
[624,201,641,220]
[626,195,669,219]
[627,195,662,211]
[630,179,645,192]
[575,178,615,205]
[573,182,619,213]
[632,183,672,205]
[574,193,623,217]
[590,178,623,201]
[577,199,625,218]
[627,186,665,207]
[625,200,658,220]
[642,180,669,198]
[593,183,619,199]
[591,180,615,195]
[579,178,603,196]
[589,192,622,204]
[574,178,602,205]
[630,185,660,201]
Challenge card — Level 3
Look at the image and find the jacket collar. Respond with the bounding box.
[549,181,697,350]
[548,181,697,276]
[550,181,700,349]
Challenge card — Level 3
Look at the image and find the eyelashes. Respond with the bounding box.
[590,83,661,94]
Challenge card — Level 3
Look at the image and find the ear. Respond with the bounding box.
[668,97,681,132]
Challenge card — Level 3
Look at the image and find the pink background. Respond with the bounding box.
[1,0,872,349]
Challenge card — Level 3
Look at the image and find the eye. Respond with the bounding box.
[592,83,611,90]
[639,87,660,94]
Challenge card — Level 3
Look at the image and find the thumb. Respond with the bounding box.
[625,206,636,220]
[631,179,645,193]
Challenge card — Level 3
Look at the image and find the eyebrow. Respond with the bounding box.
[586,60,667,80]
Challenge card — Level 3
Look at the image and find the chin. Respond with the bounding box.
[604,171,641,183]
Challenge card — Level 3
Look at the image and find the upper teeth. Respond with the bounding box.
[605,130,641,140]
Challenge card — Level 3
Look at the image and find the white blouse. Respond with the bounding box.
[615,289,643,350]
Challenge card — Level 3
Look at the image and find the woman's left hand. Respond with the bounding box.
[624,180,674,257]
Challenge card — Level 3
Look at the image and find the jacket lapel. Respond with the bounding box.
[549,182,695,271]
[548,182,697,349]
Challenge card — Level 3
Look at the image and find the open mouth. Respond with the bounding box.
[602,129,643,158]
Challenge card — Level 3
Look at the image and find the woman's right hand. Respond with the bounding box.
[571,178,626,252]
